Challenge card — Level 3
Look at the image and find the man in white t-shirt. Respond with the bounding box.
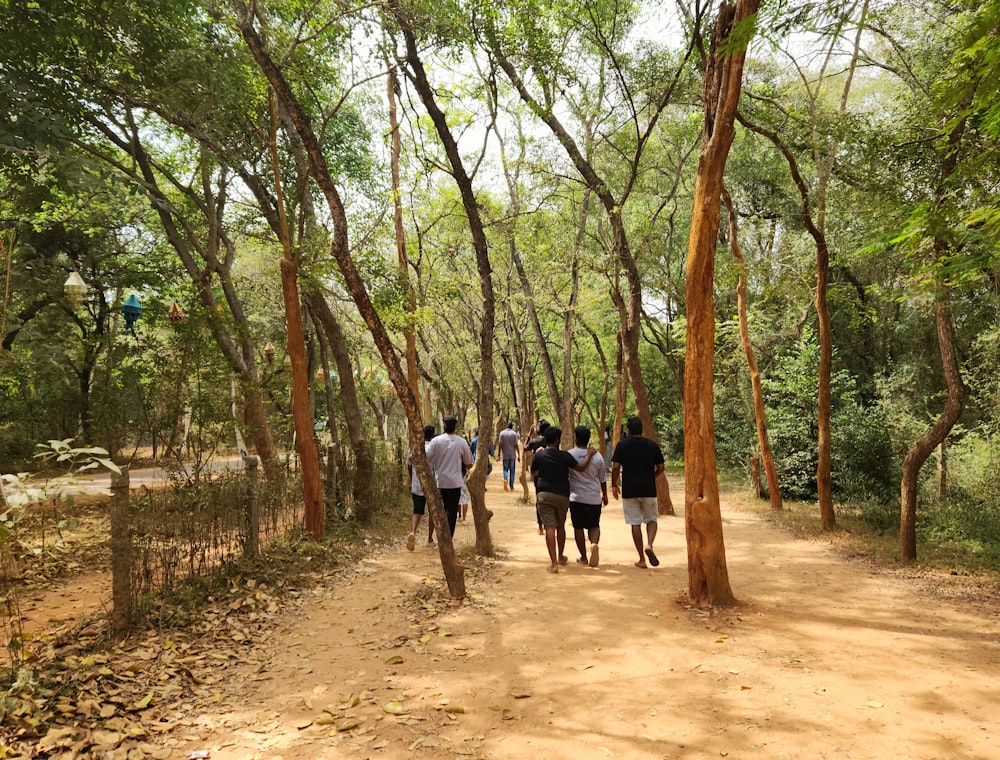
[568,426,608,568]
[425,415,474,536]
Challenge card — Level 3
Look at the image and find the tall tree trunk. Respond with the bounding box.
[723,187,782,510]
[234,1,465,597]
[611,334,627,455]
[900,297,967,559]
[936,439,948,502]
[388,66,421,416]
[394,7,495,555]
[267,90,324,539]
[683,0,759,608]
[307,294,374,520]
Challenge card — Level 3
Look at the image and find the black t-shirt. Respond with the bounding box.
[531,447,578,496]
[611,436,664,498]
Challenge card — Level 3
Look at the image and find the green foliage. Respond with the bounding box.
[917,433,1000,550]
[761,327,895,501]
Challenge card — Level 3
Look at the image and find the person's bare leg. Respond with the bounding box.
[556,522,568,565]
[574,528,588,563]
[545,527,559,572]
[644,521,659,566]
[588,527,601,567]
[632,524,647,567]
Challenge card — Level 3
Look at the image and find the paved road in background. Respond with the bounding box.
[66,456,247,495]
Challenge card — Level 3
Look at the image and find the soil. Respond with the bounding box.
[145,475,999,760]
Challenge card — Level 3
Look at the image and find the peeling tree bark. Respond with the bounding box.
[683,0,759,607]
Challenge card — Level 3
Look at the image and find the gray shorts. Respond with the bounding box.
[536,491,570,529]
[622,496,658,525]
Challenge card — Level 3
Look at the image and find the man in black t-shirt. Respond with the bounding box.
[531,426,597,573]
[524,420,550,535]
[611,417,665,569]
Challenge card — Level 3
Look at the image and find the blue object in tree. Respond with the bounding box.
[122,294,142,332]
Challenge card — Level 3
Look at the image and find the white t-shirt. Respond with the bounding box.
[568,446,606,505]
[426,433,474,489]
[408,441,431,496]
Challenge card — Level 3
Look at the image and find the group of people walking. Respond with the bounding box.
[408,415,665,574]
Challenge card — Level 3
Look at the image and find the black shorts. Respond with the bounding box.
[569,501,602,530]
[411,493,426,515]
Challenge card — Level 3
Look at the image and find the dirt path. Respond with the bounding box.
[171,477,999,760]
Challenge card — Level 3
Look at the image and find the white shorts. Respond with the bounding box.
[622,496,658,525]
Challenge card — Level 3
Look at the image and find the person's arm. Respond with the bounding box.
[570,446,597,472]
[600,481,608,506]
[653,462,664,479]
[611,462,621,500]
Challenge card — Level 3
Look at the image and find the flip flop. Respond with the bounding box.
[634,561,648,569]
[558,555,569,566]
[406,533,415,552]
[645,547,659,567]
[576,557,588,565]
[547,566,559,574]
[588,545,600,568]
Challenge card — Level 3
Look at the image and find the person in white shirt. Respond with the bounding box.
[568,426,608,568]
[425,415,474,536]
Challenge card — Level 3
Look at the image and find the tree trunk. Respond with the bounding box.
[815,238,835,529]
[683,0,758,608]
[396,11,496,556]
[611,334,627,455]
[234,2,465,596]
[267,90,324,540]
[900,298,968,560]
[308,293,374,521]
[388,67,422,416]
[937,438,948,501]
[723,187,782,510]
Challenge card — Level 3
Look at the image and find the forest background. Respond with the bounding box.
[1,0,999,597]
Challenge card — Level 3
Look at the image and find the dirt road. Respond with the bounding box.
[166,478,998,760]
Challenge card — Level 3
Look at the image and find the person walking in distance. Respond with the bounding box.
[568,426,607,568]
[497,421,520,492]
[426,415,474,536]
[531,426,598,573]
[407,425,437,550]
[611,416,665,569]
